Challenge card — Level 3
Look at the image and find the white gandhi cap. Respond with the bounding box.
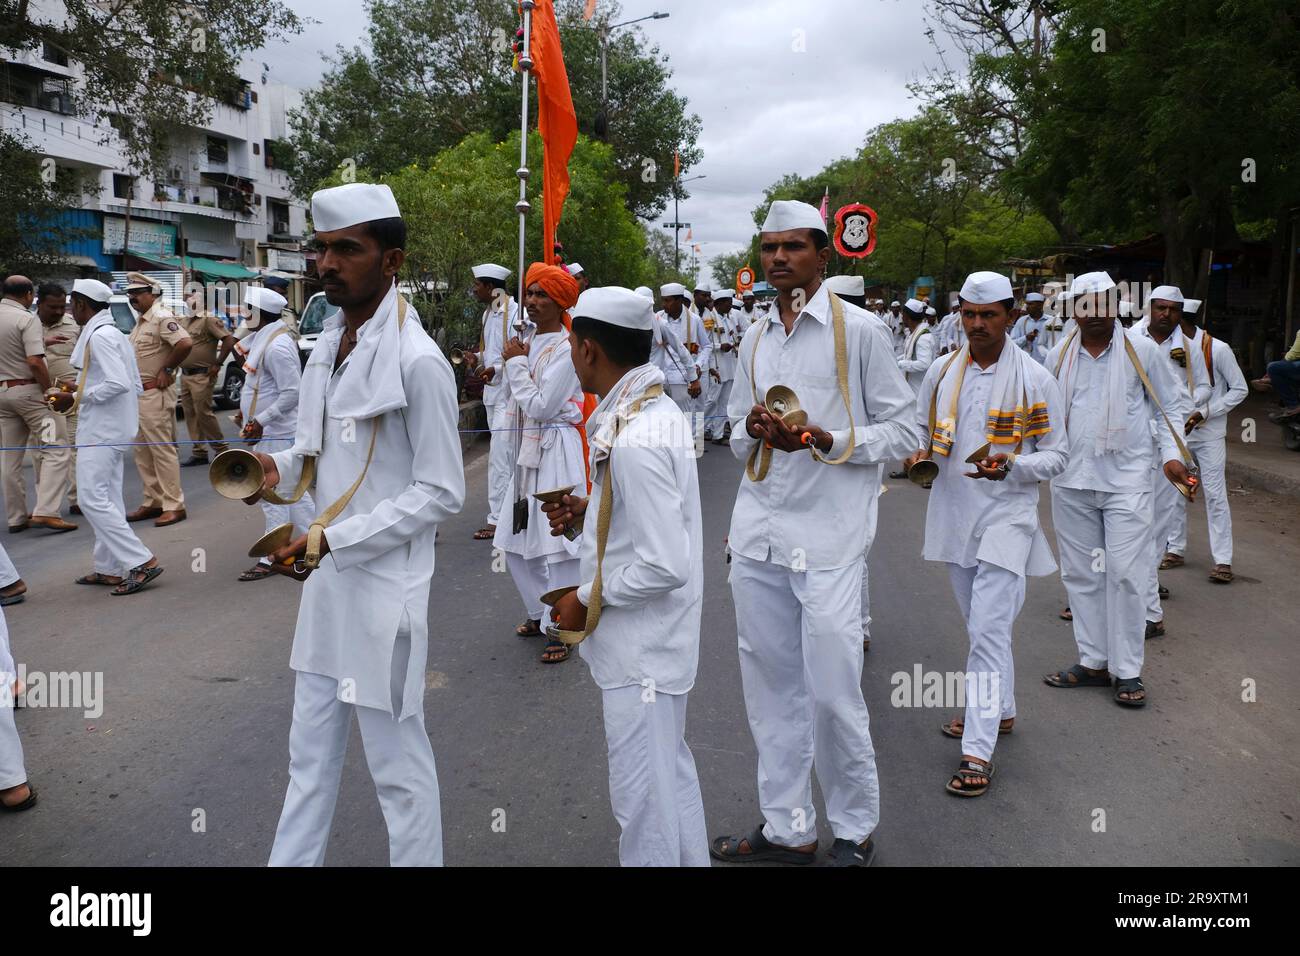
[472,263,511,282]
[824,275,865,298]
[245,286,288,315]
[959,271,1014,304]
[761,199,826,234]
[72,278,112,303]
[571,286,654,331]
[311,183,401,232]
[660,282,687,298]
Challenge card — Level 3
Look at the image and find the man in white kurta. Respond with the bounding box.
[703,290,740,443]
[1010,292,1051,363]
[465,263,519,539]
[909,272,1068,795]
[897,298,935,395]
[56,280,160,594]
[1042,272,1193,708]
[642,286,697,397]
[261,184,465,866]
[1165,303,1246,583]
[658,284,709,417]
[546,287,708,866]
[492,268,586,643]
[712,201,918,867]
[738,291,759,330]
[236,287,315,579]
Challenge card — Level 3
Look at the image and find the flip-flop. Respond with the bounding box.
[710,825,818,865]
[109,565,163,596]
[75,573,120,587]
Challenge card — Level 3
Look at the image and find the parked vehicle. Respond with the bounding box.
[296,292,339,367]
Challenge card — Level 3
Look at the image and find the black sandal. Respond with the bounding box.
[1043,664,1110,688]
[827,836,876,866]
[516,618,542,637]
[109,564,163,596]
[238,564,276,582]
[1114,677,1146,707]
[540,639,569,663]
[75,572,121,586]
[946,759,994,797]
[0,784,37,812]
[710,825,817,865]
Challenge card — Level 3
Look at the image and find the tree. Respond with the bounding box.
[284,0,700,219]
[0,129,95,273]
[314,130,647,343]
[709,248,750,292]
[0,0,302,178]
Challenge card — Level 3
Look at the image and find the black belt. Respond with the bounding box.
[182,365,211,374]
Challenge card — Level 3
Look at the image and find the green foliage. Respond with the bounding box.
[313,131,647,341]
[0,0,302,178]
[0,129,97,273]
[749,109,1058,297]
[284,0,699,220]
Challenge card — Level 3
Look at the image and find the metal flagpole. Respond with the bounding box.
[511,1,535,535]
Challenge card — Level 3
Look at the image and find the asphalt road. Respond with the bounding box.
[1,423,1297,866]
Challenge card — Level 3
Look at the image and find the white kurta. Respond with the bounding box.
[491,331,585,562]
[269,317,465,721]
[728,286,919,571]
[479,298,521,527]
[650,313,696,387]
[71,312,152,577]
[898,323,935,394]
[660,310,710,387]
[1010,314,1050,363]
[242,321,314,559]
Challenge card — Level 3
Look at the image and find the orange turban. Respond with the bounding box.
[525,262,580,311]
[524,261,594,490]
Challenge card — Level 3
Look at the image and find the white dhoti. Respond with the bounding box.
[255,437,315,566]
[485,402,513,527]
[601,685,709,867]
[947,562,1023,762]
[1171,439,1232,565]
[0,609,26,791]
[505,553,580,622]
[269,623,442,867]
[77,445,152,578]
[730,553,877,846]
[1052,487,1150,680]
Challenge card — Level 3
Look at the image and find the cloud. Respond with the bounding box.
[256,0,957,266]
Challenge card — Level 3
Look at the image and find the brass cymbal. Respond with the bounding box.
[248,522,296,558]
[540,585,578,607]
[532,485,576,505]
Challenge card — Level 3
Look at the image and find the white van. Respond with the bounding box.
[296,292,340,367]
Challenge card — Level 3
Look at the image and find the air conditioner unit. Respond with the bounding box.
[168,167,184,184]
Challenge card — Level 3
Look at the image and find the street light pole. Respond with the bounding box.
[584,11,668,140]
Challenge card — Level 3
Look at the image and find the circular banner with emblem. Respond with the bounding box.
[833,203,878,259]
[736,265,755,293]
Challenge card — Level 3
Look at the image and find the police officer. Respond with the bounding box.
[123,272,190,526]
[33,282,82,514]
[178,289,235,467]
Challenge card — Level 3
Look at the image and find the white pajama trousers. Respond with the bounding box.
[0,540,18,589]
[601,685,709,867]
[666,383,690,411]
[1168,439,1232,565]
[730,554,878,846]
[1144,464,1181,622]
[505,552,580,622]
[1052,487,1150,680]
[702,380,732,440]
[861,467,883,636]
[946,562,1023,762]
[485,402,512,527]
[0,610,27,791]
[269,627,442,867]
[77,445,152,578]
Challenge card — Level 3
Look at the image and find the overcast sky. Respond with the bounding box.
[255,0,957,271]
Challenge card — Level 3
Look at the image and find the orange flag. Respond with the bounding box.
[529,0,577,265]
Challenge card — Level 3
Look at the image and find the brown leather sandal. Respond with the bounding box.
[1158,552,1184,570]
[1208,564,1233,584]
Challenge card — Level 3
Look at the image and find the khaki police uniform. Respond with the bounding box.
[178,312,231,460]
[130,301,190,512]
[0,297,72,527]
[32,313,81,507]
